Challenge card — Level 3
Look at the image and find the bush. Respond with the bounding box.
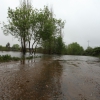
[0,55,11,62]
[0,54,37,62]
[0,55,20,62]
[12,57,20,61]
[26,56,33,59]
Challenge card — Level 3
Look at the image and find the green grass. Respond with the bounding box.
[0,55,11,62]
[0,54,42,62]
[0,55,20,62]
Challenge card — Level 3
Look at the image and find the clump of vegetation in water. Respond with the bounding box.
[0,55,20,62]
[0,55,12,62]
[26,56,33,60]
[12,57,20,61]
[0,54,42,62]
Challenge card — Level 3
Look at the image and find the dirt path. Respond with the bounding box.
[0,57,100,100]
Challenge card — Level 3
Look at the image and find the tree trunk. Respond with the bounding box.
[29,41,31,54]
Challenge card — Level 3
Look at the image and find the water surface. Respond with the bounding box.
[0,55,100,100]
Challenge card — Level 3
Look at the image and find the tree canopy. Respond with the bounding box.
[12,44,20,50]
[2,0,65,55]
[67,42,84,55]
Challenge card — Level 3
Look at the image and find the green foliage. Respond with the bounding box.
[0,46,8,51]
[84,47,100,56]
[26,56,33,59]
[41,36,67,55]
[84,47,93,56]
[2,0,65,55]
[55,36,65,54]
[2,0,33,55]
[0,55,23,62]
[0,45,3,51]
[92,47,100,56]
[0,55,12,62]
[12,57,20,61]
[67,42,84,55]
[0,55,21,62]
[12,44,20,50]
[0,45,2,48]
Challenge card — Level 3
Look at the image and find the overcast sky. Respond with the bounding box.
[0,0,100,49]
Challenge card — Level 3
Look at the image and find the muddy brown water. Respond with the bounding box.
[0,55,100,100]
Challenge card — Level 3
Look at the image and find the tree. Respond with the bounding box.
[92,47,100,56]
[2,0,33,55]
[40,8,65,55]
[12,44,20,50]
[2,0,65,56]
[30,6,58,55]
[84,47,93,56]
[67,42,84,55]
[0,45,2,49]
[41,35,67,54]
[84,47,100,56]
[6,42,10,48]
[0,45,2,51]
[55,36,64,54]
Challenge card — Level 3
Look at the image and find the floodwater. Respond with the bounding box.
[0,55,100,100]
[0,51,43,57]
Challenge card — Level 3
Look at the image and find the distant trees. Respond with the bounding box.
[0,45,2,49]
[0,44,10,51]
[84,47,93,56]
[84,47,100,56]
[67,42,84,55]
[6,42,10,48]
[12,44,20,50]
[6,42,10,51]
[92,47,100,56]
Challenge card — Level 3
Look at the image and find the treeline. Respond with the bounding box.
[37,42,100,56]
[0,42,100,57]
[0,44,20,51]
[84,47,100,56]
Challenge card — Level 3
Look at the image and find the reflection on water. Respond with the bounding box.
[0,51,22,57]
[0,51,43,57]
[30,60,64,100]
[0,57,64,100]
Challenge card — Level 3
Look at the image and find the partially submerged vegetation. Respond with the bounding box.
[0,54,41,62]
[0,55,20,62]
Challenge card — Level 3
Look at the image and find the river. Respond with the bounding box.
[0,52,100,100]
[0,51,43,57]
